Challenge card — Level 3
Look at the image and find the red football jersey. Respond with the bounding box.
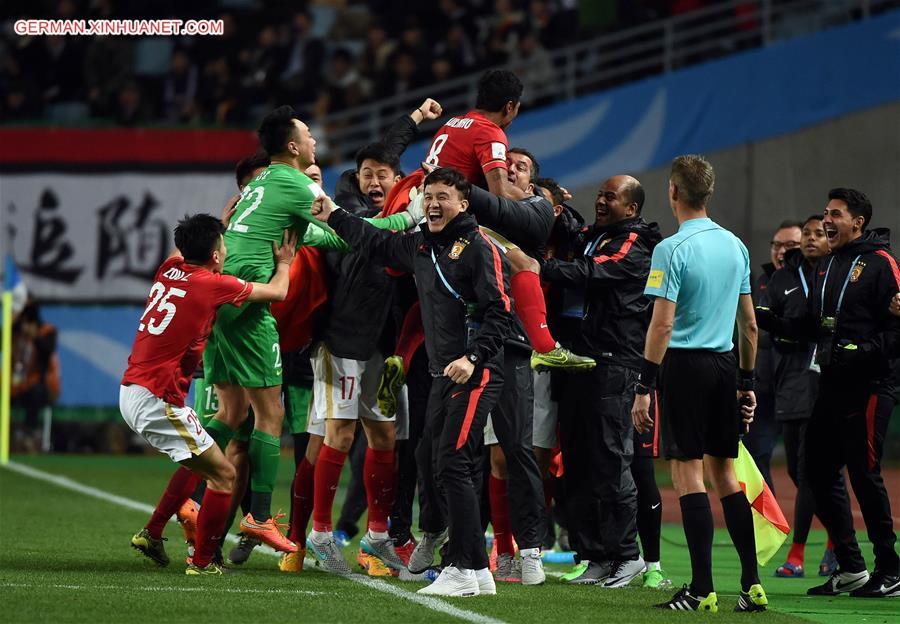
[424,110,509,189]
[121,256,252,406]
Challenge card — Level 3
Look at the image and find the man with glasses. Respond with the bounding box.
[747,220,802,490]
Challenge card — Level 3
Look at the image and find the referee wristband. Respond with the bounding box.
[738,368,755,392]
[639,358,659,388]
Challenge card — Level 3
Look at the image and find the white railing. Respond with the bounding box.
[314,0,896,161]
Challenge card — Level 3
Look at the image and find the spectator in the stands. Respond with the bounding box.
[163,48,198,123]
[115,81,151,127]
[315,48,369,117]
[281,10,327,110]
[360,20,397,81]
[84,36,133,118]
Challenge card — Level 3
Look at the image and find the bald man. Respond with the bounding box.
[539,175,663,587]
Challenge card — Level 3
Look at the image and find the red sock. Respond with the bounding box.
[395,302,425,374]
[787,541,805,566]
[364,448,396,533]
[289,457,316,543]
[510,271,556,353]
[543,477,554,512]
[826,535,834,551]
[489,475,515,555]
[146,466,201,539]
[312,444,347,532]
[192,488,230,568]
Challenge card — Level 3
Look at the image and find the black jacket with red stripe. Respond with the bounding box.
[327,209,514,376]
[762,228,900,392]
[539,216,662,370]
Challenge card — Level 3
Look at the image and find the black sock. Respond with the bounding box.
[190,480,207,506]
[721,491,760,591]
[680,492,714,596]
[250,491,272,522]
[633,456,662,563]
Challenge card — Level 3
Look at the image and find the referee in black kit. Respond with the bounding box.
[632,155,766,612]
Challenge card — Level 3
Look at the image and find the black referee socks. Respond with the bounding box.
[721,491,760,591]
[680,492,714,596]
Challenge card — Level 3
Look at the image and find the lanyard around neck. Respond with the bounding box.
[430,248,463,302]
[819,254,861,318]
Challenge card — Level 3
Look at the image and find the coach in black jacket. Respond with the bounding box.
[539,175,661,586]
[314,168,514,595]
[758,188,900,598]
[762,216,838,577]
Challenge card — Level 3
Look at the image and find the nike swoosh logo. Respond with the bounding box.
[784,287,799,295]
[641,442,653,448]
[451,390,465,399]
[539,323,548,328]
[651,503,661,510]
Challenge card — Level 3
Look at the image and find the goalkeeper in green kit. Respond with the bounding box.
[203,106,416,552]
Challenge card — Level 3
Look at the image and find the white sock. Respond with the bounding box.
[310,529,331,542]
[646,561,661,571]
[519,547,541,558]
[367,529,390,540]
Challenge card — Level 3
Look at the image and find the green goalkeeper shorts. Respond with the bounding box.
[284,384,312,435]
[204,299,282,389]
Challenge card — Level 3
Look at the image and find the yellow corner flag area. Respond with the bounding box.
[734,440,791,565]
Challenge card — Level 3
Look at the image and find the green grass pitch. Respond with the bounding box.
[1,455,896,624]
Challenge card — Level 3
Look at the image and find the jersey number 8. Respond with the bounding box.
[425,134,449,167]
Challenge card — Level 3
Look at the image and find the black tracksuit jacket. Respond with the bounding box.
[327,209,514,376]
[465,185,555,257]
[539,216,662,370]
[319,114,420,360]
[760,249,819,421]
[763,228,900,394]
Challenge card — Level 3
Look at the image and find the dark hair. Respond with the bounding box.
[174,214,226,264]
[802,214,824,228]
[508,147,539,181]
[535,176,564,206]
[828,187,872,229]
[776,219,803,232]
[625,178,645,213]
[355,142,401,174]
[424,167,470,199]
[258,105,300,156]
[235,151,271,189]
[475,69,523,112]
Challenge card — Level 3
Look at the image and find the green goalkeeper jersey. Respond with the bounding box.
[224,163,323,280]
[224,163,409,280]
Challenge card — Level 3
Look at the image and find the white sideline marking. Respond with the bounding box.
[1,582,325,596]
[3,461,507,624]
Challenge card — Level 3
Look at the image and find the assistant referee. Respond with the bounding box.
[631,155,765,613]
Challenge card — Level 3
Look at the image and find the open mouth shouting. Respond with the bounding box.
[824,223,839,243]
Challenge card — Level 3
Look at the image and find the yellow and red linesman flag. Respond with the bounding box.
[734,440,791,566]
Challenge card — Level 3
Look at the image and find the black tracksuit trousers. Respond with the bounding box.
[419,365,504,570]
[489,349,546,550]
[559,363,640,562]
[806,383,899,575]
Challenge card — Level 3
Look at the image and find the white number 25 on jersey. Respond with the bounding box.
[139,282,186,335]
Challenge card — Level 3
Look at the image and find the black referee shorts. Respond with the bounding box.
[659,349,740,460]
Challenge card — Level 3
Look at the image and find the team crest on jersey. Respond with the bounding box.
[449,239,469,260]
[850,261,866,282]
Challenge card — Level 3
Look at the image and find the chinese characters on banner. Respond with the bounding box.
[2,172,234,301]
